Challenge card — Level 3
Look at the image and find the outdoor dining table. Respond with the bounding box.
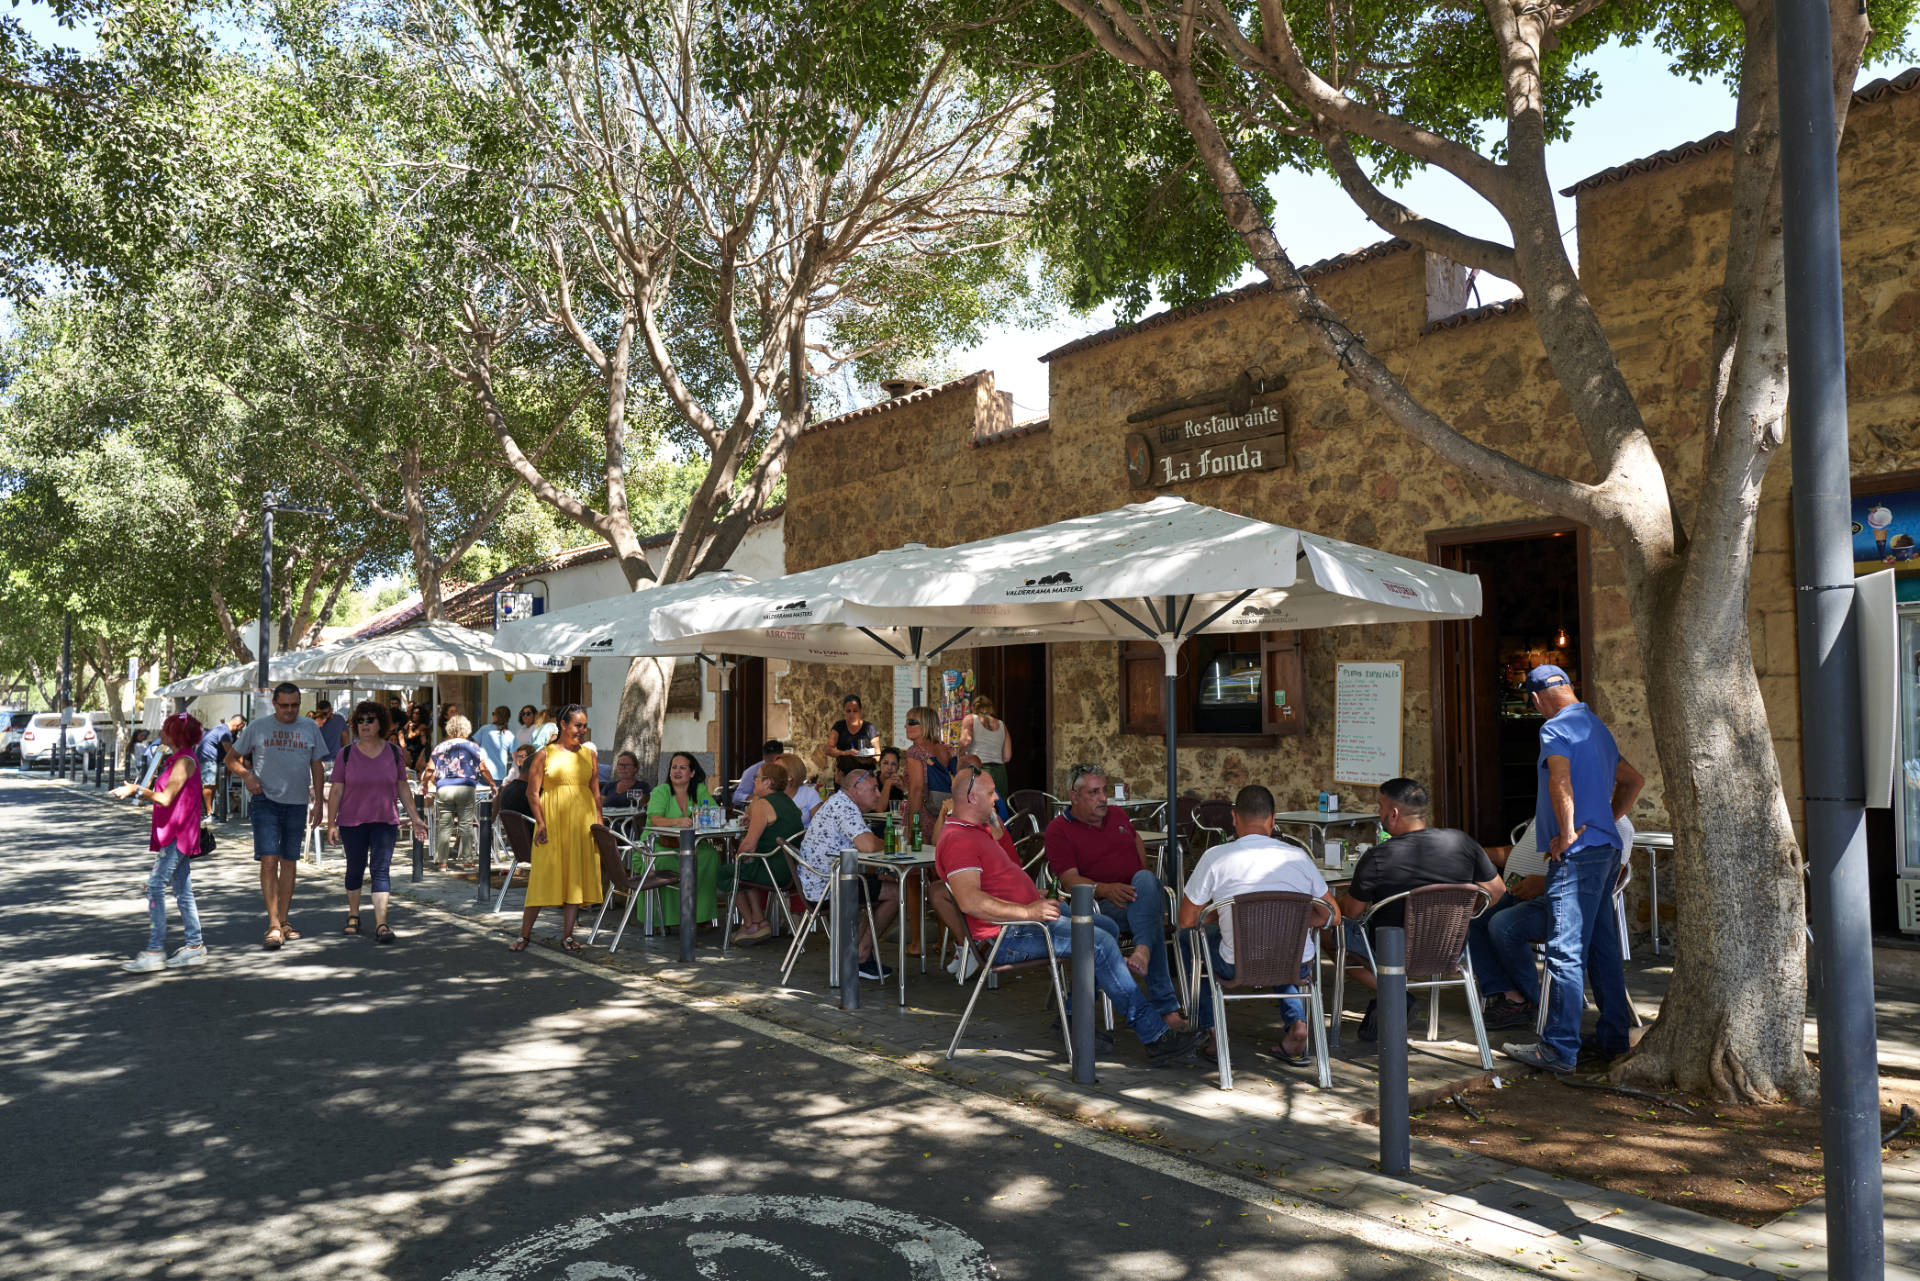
[1630,829,1674,955]
[835,846,936,1007]
[1273,810,1379,857]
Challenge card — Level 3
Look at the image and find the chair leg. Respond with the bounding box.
[1309,977,1332,1089]
[493,861,518,914]
[610,889,635,954]
[1535,964,1552,1037]
[588,888,613,944]
[1330,943,1346,1049]
[947,934,1008,1060]
[1462,972,1493,1070]
[1211,967,1232,1091]
[780,898,824,986]
[1043,937,1074,1066]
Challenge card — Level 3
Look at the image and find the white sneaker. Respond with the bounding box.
[946,949,980,981]
[121,951,166,973]
[166,945,209,968]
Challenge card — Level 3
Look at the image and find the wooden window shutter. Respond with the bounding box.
[666,657,702,714]
[1261,630,1306,737]
[1119,640,1165,735]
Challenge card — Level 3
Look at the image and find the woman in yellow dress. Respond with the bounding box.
[513,704,605,953]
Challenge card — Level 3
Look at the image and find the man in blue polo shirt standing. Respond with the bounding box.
[1502,665,1644,1073]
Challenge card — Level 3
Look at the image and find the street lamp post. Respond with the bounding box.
[257,495,333,698]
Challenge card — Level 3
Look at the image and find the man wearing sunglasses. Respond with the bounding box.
[938,763,1203,1068]
[224,682,330,951]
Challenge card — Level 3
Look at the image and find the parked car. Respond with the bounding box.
[18,712,100,768]
[0,710,34,765]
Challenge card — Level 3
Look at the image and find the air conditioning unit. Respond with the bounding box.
[1899,878,1920,935]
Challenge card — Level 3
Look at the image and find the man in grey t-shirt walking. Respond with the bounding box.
[224,682,329,950]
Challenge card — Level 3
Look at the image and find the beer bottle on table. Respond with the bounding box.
[909,811,920,851]
[884,815,896,855]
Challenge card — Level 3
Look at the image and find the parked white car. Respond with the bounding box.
[0,710,33,765]
[18,712,100,767]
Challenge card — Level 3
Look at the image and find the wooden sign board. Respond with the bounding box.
[1125,390,1290,488]
[1126,430,1290,489]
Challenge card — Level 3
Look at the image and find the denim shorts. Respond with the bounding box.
[200,761,218,786]
[251,796,309,861]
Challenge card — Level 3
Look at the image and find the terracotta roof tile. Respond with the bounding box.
[1421,296,1529,335]
[1038,240,1416,363]
[1560,67,1920,196]
[970,416,1050,448]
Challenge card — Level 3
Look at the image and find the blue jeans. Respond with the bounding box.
[992,914,1167,1046]
[1187,925,1316,1029]
[1540,846,1630,1065]
[1096,870,1180,1016]
[146,844,202,952]
[341,823,398,893]
[250,796,307,861]
[1468,893,1552,1002]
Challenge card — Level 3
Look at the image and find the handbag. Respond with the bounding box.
[199,825,219,856]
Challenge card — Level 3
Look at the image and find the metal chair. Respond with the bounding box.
[945,918,1074,1064]
[1334,883,1494,1068]
[494,811,536,913]
[724,836,800,951]
[1533,859,1644,1034]
[1192,799,1234,854]
[776,845,878,986]
[586,823,679,953]
[1190,891,1334,1089]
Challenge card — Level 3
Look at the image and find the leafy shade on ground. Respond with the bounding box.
[1410,1067,1920,1227]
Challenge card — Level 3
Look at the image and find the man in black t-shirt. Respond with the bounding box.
[1338,777,1504,1040]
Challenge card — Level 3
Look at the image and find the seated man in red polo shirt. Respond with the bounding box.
[937,764,1203,1068]
[1044,764,1185,1033]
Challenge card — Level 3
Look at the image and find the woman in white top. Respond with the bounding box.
[959,695,1012,797]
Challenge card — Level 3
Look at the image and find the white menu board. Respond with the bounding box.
[1334,661,1403,786]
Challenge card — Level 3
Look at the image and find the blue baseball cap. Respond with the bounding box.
[1522,664,1571,694]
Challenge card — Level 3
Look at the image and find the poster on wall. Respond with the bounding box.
[939,668,973,746]
[1334,661,1403,786]
[1853,485,1920,578]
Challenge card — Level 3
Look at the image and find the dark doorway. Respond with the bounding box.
[1430,524,1591,846]
[724,656,766,788]
[968,644,1051,795]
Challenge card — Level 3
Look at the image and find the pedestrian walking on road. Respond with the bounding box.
[516,704,603,953]
[112,713,210,972]
[224,682,329,951]
[326,701,428,944]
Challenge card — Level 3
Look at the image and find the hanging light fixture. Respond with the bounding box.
[1553,584,1568,651]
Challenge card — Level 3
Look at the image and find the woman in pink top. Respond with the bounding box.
[110,713,210,972]
[326,700,428,943]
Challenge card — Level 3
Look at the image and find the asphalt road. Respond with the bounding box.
[0,776,1524,1281]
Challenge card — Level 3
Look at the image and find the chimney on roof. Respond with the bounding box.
[880,376,928,399]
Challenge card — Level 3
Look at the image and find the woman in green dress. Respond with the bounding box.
[645,751,720,930]
[724,759,804,944]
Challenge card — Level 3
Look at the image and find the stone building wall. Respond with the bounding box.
[780,76,1920,838]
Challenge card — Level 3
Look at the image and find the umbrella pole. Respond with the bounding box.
[714,655,730,809]
[1160,637,1181,890]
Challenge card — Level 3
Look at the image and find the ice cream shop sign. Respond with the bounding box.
[1123,377,1291,489]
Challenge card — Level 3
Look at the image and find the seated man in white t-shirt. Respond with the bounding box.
[1177,785,1340,1068]
[1468,815,1633,1030]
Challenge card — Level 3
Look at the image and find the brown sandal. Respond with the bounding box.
[508,933,531,952]
[263,927,284,951]
[343,915,361,936]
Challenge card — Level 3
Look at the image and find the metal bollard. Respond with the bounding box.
[476,793,494,904]
[1070,883,1098,1084]
[1376,925,1411,1176]
[837,848,861,1010]
[678,826,698,962]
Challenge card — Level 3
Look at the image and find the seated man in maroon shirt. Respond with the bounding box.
[1044,764,1185,1033]
[937,764,1203,1067]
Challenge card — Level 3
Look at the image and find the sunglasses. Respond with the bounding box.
[1070,762,1104,782]
[905,718,920,727]
[274,701,300,711]
[842,769,875,789]
[355,715,379,724]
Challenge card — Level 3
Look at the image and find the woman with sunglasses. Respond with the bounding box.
[326,701,428,943]
[518,704,604,952]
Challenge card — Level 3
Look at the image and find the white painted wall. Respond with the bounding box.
[480,517,786,772]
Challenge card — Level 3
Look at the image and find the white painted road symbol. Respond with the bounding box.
[446,1194,996,1280]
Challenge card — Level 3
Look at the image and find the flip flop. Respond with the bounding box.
[561,936,583,954]
[508,934,531,952]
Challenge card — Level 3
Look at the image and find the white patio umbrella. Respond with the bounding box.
[670,496,1482,884]
[157,661,256,699]
[282,619,571,679]
[493,572,758,786]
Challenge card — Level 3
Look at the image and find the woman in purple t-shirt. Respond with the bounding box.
[325,701,428,943]
[111,713,210,972]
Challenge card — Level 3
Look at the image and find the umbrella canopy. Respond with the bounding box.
[823,496,1482,639]
[156,662,257,698]
[493,571,758,659]
[647,549,1022,673]
[283,620,571,679]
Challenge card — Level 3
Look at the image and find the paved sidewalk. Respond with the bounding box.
[41,774,1920,1280]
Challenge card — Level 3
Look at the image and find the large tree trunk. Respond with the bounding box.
[616,656,673,780]
[1613,555,1815,1101]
